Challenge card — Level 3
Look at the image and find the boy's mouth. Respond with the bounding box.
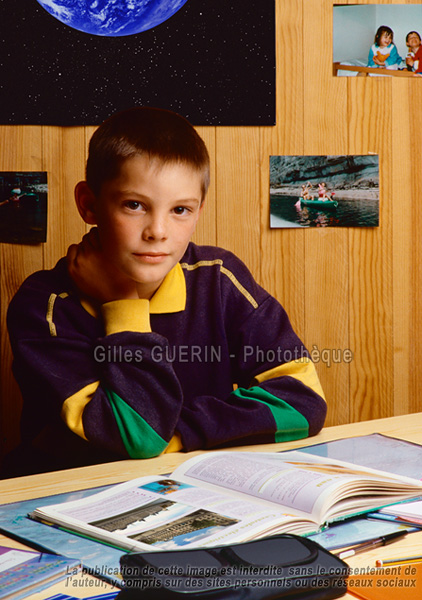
[133,252,169,264]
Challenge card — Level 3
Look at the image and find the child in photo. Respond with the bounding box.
[405,31,422,73]
[367,26,402,70]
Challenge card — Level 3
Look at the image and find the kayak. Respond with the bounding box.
[299,197,338,209]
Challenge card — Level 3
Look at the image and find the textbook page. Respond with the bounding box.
[378,498,422,524]
[31,473,316,553]
[172,450,422,525]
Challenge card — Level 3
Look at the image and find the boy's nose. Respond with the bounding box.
[143,214,168,240]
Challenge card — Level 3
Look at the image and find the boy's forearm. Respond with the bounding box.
[8,283,185,459]
[176,376,326,452]
[172,288,327,452]
[176,352,326,451]
[14,332,185,459]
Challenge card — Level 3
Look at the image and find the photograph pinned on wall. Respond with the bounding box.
[333,4,422,77]
[0,172,47,244]
[270,156,379,229]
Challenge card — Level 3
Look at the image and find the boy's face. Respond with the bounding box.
[93,155,204,299]
[379,32,392,47]
[407,33,421,51]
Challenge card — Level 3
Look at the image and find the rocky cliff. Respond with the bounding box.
[270,155,379,190]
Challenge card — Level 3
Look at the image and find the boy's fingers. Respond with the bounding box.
[83,228,101,250]
[66,244,81,277]
[88,226,99,237]
[66,243,78,263]
[81,232,92,247]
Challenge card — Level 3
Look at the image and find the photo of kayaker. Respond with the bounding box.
[0,172,47,243]
[317,182,337,202]
[318,182,327,199]
[0,187,23,207]
[270,155,379,228]
[301,182,314,201]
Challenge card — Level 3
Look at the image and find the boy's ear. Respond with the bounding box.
[74,181,98,225]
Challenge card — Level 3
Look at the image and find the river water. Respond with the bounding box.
[0,192,47,243]
[270,195,379,228]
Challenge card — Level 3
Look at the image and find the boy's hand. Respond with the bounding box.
[67,228,139,303]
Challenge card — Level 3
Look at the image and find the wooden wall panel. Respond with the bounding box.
[1,0,422,460]
[408,85,422,415]
[302,0,350,426]
[0,126,43,454]
[215,127,261,282]
[43,127,87,266]
[390,82,412,416]
[260,0,306,336]
[348,78,394,422]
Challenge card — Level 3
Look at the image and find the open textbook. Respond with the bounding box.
[29,450,422,553]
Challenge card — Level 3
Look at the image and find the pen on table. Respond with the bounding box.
[376,554,422,567]
[333,530,408,560]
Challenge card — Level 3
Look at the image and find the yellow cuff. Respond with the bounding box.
[163,433,183,453]
[101,299,151,335]
[61,381,100,440]
[254,358,326,402]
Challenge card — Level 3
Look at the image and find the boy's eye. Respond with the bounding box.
[173,206,189,215]
[125,200,142,210]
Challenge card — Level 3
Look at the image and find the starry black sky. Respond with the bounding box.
[0,0,275,126]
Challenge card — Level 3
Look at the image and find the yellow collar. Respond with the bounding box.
[80,262,186,318]
[150,262,186,314]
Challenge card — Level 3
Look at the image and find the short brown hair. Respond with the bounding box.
[86,106,210,200]
[406,30,421,44]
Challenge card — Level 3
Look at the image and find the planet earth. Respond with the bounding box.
[35,0,189,36]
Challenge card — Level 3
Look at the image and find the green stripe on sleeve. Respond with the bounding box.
[232,386,309,442]
[105,388,168,458]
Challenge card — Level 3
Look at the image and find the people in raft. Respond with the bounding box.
[300,182,336,203]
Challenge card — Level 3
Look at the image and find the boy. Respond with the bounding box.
[405,31,422,73]
[4,107,326,477]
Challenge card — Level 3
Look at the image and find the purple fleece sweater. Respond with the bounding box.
[7,243,326,470]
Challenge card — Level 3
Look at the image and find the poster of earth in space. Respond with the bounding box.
[0,0,275,126]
